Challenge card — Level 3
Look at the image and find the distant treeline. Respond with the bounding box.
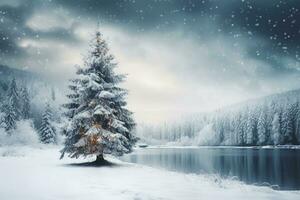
[138,90,300,146]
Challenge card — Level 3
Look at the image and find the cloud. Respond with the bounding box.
[26,7,74,31]
[92,25,300,122]
[0,1,78,66]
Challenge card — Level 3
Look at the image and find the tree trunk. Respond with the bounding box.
[95,154,105,163]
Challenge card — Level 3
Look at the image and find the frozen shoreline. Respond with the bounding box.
[0,146,299,200]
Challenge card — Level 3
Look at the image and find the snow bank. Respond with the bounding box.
[0,120,39,146]
[0,147,299,200]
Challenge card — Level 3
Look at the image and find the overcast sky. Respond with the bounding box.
[1,0,300,123]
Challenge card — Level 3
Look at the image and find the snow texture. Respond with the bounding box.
[0,120,39,146]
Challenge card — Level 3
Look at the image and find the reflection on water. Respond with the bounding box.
[121,147,300,190]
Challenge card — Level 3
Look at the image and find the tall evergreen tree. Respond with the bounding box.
[39,103,56,144]
[281,107,293,144]
[235,114,244,145]
[0,110,5,130]
[61,30,136,162]
[20,86,30,119]
[295,107,300,144]
[3,78,20,132]
[287,103,298,144]
[245,111,255,145]
[3,104,17,132]
[7,78,20,119]
[272,113,281,145]
[257,111,267,145]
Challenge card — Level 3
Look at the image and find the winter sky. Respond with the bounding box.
[0,0,300,122]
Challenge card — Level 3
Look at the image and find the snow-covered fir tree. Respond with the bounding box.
[39,103,56,144]
[281,108,292,144]
[7,78,21,117]
[3,104,17,132]
[272,113,281,145]
[3,78,20,131]
[257,111,267,145]
[0,110,5,129]
[245,111,256,145]
[295,107,300,143]
[235,114,244,145]
[20,86,30,119]
[61,30,136,162]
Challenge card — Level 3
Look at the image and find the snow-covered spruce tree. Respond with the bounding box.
[257,111,267,145]
[7,78,20,118]
[281,107,294,144]
[39,103,56,144]
[0,110,5,130]
[295,107,300,144]
[272,113,281,145]
[245,111,255,145]
[61,30,136,163]
[20,86,30,119]
[3,104,17,132]
[234,114,244,145]
[287,103,298,144]
[3,78,20,132]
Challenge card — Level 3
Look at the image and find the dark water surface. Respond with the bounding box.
[121,147,300,190]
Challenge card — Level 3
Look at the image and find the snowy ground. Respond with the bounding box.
[0,146,299,200]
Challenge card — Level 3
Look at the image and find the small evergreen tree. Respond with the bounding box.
[39,103,56,144]
[61,30,136,162]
